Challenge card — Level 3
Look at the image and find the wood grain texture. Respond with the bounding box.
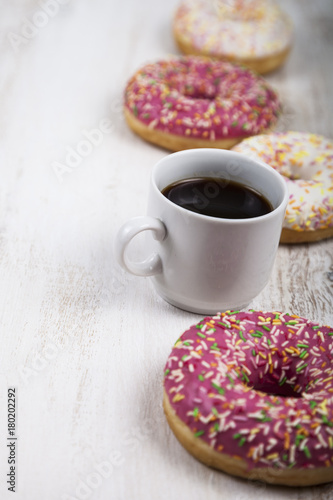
[0,0,332,499]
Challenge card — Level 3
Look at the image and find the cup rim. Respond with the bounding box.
[151,148,289,225]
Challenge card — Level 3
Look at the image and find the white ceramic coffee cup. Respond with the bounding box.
[114,149,288,314]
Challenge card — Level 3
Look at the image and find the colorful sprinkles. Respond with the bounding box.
[173,0,293,59]
[233,132,333,232]
[124,56,280,141]
[164,310,333,470]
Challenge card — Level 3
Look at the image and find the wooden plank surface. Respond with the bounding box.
[0,0,332,499]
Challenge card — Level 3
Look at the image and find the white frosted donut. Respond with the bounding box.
[232,132,333,243]
[173,0,293,74]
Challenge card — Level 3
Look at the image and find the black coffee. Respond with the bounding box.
[162,177,273,219]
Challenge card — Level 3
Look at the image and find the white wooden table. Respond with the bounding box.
[0,1,332,499]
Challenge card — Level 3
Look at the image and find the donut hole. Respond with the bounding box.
[279,165,318,182]
[182,83,217,100]
[272,151,323,182]
[251,379,303,398]
[242,369,305,398]
[167,75,217,100]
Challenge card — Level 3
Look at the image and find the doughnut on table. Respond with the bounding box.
[0,1,332,499]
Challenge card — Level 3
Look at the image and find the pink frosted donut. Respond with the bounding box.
[173,0,293,74]
[163,310,333,486]
[124,56,281,151]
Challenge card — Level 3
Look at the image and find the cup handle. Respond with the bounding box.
[114,216,167,277]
